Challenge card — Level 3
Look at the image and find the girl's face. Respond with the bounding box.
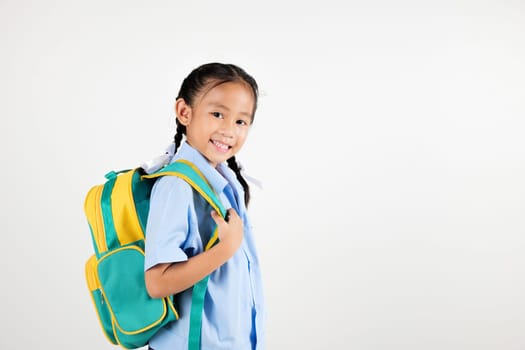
[176,81,255,168]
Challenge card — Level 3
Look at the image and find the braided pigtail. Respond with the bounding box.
[173,121,186,155]
[227,156,250,207]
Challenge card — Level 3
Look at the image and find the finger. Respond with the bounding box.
[226,208,239,221]
[210,210,227,226]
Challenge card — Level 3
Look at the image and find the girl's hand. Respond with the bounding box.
[146,208,245,298]
[211,208,243,257]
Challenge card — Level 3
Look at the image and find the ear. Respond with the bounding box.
[175,98,192,126]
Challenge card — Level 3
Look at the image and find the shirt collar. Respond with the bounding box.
[172,142,228,195]
[217,162,244,197]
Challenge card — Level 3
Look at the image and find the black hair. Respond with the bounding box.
[173,62,258,207]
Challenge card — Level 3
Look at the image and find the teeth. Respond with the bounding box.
[213,140,229,150]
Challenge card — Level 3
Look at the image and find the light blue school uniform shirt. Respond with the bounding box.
[144,142,265,350]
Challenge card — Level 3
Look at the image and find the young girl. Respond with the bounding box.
[144,63,265,350]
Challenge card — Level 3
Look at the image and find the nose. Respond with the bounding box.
[219,119,235,138]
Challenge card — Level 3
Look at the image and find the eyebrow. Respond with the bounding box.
[208,102,252,118]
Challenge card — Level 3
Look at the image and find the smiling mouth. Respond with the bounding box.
[211,140,231,153]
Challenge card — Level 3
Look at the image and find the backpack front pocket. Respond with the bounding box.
[94,245,178,348]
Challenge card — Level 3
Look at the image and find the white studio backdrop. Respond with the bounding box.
[2,1,524,349]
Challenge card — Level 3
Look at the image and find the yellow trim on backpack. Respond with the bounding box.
[205,227,219,251]
[142,160,212,189]
[85,185,108,254]
[111,170,144,246]
[111,319,121,347]
[166,298,179,320]
[155,172,223,221]
[176,159,211,187]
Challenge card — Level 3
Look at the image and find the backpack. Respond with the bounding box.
[84,159,226,349]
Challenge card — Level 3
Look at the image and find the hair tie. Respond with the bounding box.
[140,143,175,174]
[237,161,263,190]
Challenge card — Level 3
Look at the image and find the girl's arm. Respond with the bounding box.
[145,208,243,298]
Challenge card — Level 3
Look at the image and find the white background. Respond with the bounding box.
[2,1,524,349]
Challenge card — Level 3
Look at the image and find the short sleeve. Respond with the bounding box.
[144,175,194,271]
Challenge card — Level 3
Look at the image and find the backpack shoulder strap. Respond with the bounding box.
[143,159,227,350]
[144,159,226,218]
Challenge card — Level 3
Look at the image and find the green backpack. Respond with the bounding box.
[84,160,225,349]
